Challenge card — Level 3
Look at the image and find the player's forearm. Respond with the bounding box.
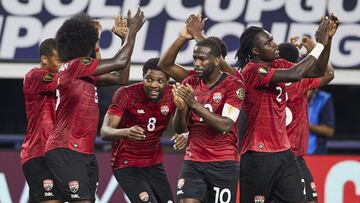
[100,126,128,141]
[305,40,332,78]
[190,103,234,133]
[309,124,335,137]
[219,59,235,75]
[173,108,188,134]
[319,64,334,87]
[94,31,137,76]
[158,36,187,76]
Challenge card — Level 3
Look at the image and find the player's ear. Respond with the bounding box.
[41,55,48,66]
[251,47,260,56]
[214,56,221,66]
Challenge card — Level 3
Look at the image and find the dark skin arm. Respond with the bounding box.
[319,64,334,87]
[186,15,236,75]
[93,8,145,77]
[271,15,338,83]
[100,113,146,141]
[97,16,131,86]
[309,124,335,137]
[172,84,190,133]
[176,84,234,132]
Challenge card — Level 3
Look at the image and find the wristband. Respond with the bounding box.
[308,43,324,59]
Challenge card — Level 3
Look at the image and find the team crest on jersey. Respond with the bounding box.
[236,88,245,100]
[213,92,222,103]
[311,182,317,191]
[254,195,265,203]
[80,57,92,65]
[43,179,53,191]
[68,181,79,193]
[258,67,268,77]
[160,105,170,115]
[139,191,149,201]
[42,73,54,82]
[177,178,185,189]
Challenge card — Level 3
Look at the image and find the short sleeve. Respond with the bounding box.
[242,64,276,88]
[107,87,130,117]
[67,58,99,79]
[24,70,58,94]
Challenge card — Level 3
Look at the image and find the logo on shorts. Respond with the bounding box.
[177,178,185,189]
[139,191,149,201]
[43,179,53,191]
[311,182,317,192]
[69,181,79,193]
[213,92,222,103]
[161,105,170,115]
[254,195,265,203]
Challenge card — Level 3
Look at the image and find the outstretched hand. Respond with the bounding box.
[127,7,146,34]
[186,14,206,39]
[112,16,129,42]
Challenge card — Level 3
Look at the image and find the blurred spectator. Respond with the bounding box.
[307,89,335,154]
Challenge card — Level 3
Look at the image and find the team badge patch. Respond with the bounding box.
[258,67,269,76]
[177,178,185,189]
[80,57,92,65]
[68,181,79,193]
[160,105,170,115]
[254,195,265,203]
[311,182,317,192]
[42,73,54,82]
[43,179,53,191]
[213,92,222,103]
[139,191,149,201]
[236,88,245,100]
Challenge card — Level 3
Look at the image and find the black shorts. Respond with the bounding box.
[176,160,240,203]
[297,156,318,201]
[113,164,173,203]
[240,150,306,203]
[22,157,61,202]
[45,148,98,202]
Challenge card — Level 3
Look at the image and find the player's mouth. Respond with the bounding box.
[274,49,280,57]
[148,89,160,97]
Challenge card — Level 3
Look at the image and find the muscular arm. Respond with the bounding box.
[319,64,334,87]
[190,103,235,132]
[93,8,144,76]
[158,35,190,82]
[100,113,128,141]
[173,106,189,134]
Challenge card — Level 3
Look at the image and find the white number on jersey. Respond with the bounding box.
[147,117,157,131]
[199,103,213,122]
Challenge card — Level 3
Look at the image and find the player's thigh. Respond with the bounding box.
[45,148,95,202]
[23,157,61,202]
[206,161,240,203]
[176,161,208,202]
[114,168,159,203]
[240,151,281,203]
[298,157,318,202]
[146,164,174,202]
[272,153,305,203]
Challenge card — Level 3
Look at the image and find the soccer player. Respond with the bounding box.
[100,58,187,203]
[161,37,245,202]
[44,9,145,202]
[236,14,338,203]
[279,41,334,203]
[22,38,61,203]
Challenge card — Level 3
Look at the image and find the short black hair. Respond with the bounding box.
[208,36,228,58]
[40,38,56,57]
[195,39,222,57]
[142,58,168,78]
[235,26,264,68]
[278,43,299,63]
[56,13,98,62]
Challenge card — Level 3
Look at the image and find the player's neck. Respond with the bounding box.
[204,70,222,86]
[253,58,272,67]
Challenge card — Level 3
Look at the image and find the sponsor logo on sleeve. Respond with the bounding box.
[258,67,269,77]
[42,73,54,82]
[236,88,245,100]
[80,57,92,65]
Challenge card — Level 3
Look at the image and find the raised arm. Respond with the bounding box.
[157,16,195,82]
[271,15,338,83]
[172,84,190,133]
[97,16,131,86]
[93,7,145,76]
